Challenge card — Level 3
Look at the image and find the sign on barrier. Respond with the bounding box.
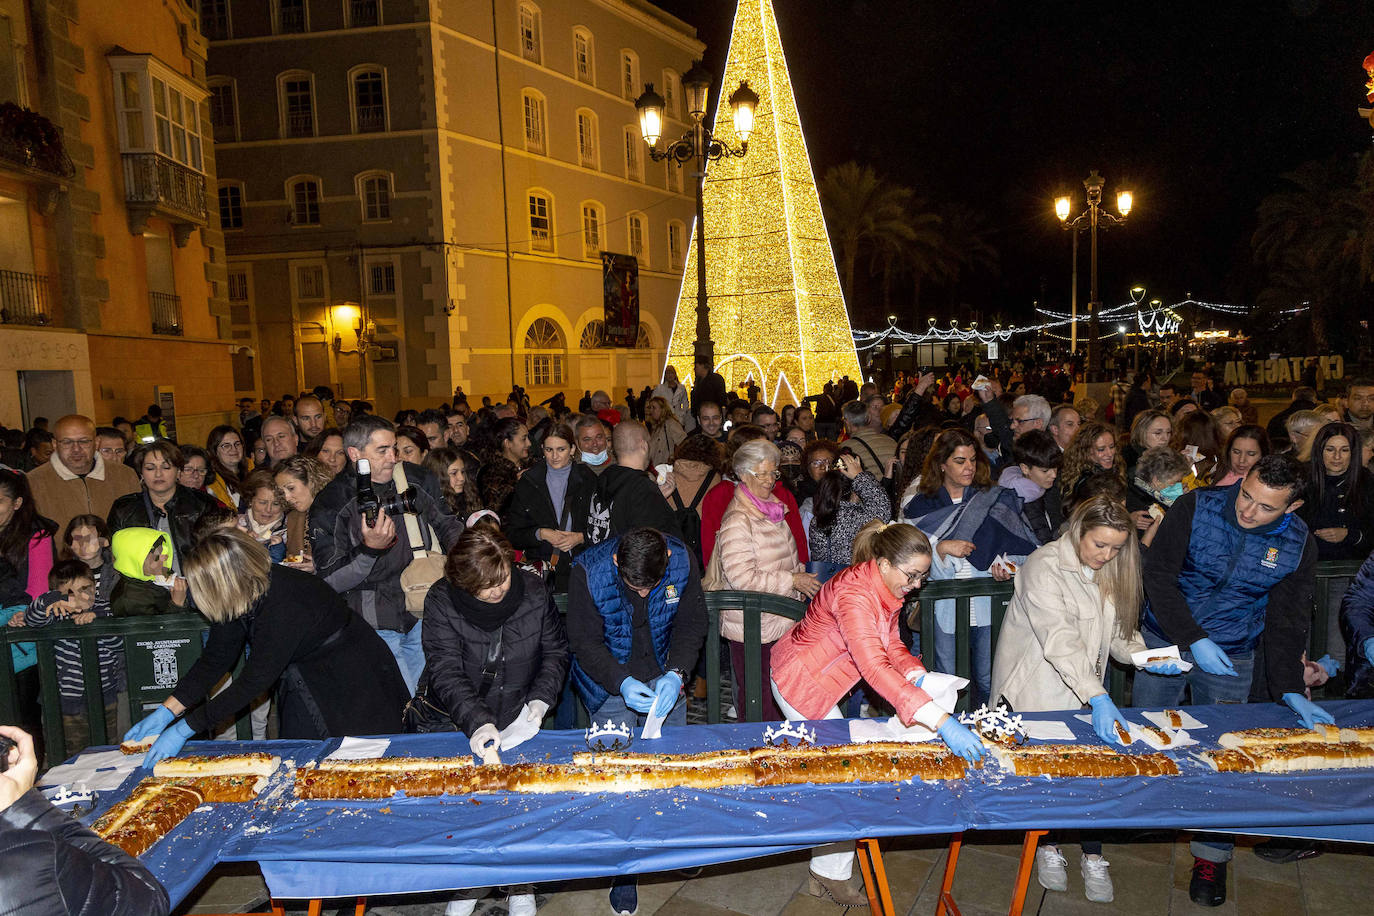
[127,635,202,717]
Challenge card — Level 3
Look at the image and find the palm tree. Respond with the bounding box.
[819,161,913,304]
[867,195,943,323]
[935,204,1000,311]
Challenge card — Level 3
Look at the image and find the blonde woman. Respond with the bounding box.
[274,456,331,572]
[990,496,1181,903]
[645,395,686,467]
[125,528,409,766]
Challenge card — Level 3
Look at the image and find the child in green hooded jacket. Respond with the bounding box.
[110,527,188,616]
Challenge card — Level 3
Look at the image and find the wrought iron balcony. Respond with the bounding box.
[122,152,207,242]
[150,291,183,336]
[285,111,314,138]
[350,0,379,27]
[0,269,58,326]
[0,103,75,181]
[356,105,385,133]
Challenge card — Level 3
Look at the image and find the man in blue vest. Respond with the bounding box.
[1133,454,1328,907]
[566,526,707,916]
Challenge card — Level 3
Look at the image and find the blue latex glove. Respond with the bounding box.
[649,671,683,717]
[936,717,985,764]
[1315,654,1340,678]
[1189,638,1238,677]
[141,718,193,769]
[1144,661,1182,675]
[1364,637,1374,667]
[619,676,655,714]
[1282,693,1336,730]
[124,706,174,743]
[1089,694,1130,746]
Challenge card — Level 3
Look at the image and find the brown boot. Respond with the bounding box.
[693,677,708,699]
[807,870,870,907]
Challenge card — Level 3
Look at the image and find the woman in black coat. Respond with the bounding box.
[125,529,409,765]
[502,423,595,590]
[106,440,216,573]
[421,524,568,756]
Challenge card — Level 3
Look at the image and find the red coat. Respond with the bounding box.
[769,560,931,725]
[700,479,808,566]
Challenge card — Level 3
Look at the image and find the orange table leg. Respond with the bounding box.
[353,898,368,915]
[1008,830,1048,916]
[856,837,896,915]
[306,900,323,916]
[936,832,963,916]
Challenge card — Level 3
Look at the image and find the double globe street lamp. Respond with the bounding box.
[1055,170,1133,382]
[636,61,758,370]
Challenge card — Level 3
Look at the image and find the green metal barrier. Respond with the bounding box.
[703,590,808,724]
[916,578,1019,713]
[2,613,251,764]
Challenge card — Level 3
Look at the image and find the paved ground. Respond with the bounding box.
[174,832,1374,915]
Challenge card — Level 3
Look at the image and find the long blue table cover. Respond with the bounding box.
[76,700,1374,903]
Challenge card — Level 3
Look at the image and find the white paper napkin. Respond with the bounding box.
[1071,713,1194,749]
[1131,644,1194,673]
[1142,709,1206,731]
[916,671,969,716]
[325,737,392,761]
[1022,720,1076,741]
[849,717,940,743]
[641,708,667,741]
[38,748,141,791]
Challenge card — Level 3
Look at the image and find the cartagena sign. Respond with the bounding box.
[1222,355,1344,387]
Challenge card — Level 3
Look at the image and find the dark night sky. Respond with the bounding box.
[653,0,1374,327]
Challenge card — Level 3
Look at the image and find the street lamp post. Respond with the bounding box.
[636,62,757,372]
[1055,170,1132,382]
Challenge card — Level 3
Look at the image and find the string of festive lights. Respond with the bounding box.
[665,0,861,405]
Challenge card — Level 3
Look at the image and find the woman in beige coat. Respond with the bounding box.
[712,438,820,720]
[990,495,1179,904]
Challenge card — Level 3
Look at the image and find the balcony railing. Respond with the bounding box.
[278,6,305,33]
[350,0,379,27]
[0,269,57,326]
[0,104,75,180]
[286,111,314,137]
[150,291,183,336]
[356,105,385,133]
[122,152,207,225]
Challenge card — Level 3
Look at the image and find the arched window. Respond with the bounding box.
[573,27,595,84]
[287,175,321,226]
[522,89,547,155]
[626,211,647,266]
[349,66,388,133]
[581,201,604,259]
[620,49,639,99]
[524,317,565,385]
[207,77,237,142]
[576,108,598,169]
[667,219,686,271]
[580,318,607,349]
[518,2,542,64]
[356,171,391,221]
[527,189,553,253]
[623,125,641,181]
[277,70,315,138]
[661,68,679,118]
[636,324,652,349]
[218,182,244,230]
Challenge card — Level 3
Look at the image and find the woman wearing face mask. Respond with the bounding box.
[770,520,984,907]
[504,424,595,592]
[107,441,216,575]
[991,496,1177,904]
[1215,424,1269,487]
[1126,446,1192,548]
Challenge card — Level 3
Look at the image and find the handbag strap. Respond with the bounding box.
[392,465,428,561]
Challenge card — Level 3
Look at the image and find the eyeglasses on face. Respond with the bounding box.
[747,469,781,480]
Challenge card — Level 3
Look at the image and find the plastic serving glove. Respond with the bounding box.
[141,718,193,769]
[469,723,501,763]
[1282,693,1336,730]
[936,717,985,764]
[1315,655,1340,678]
[1189,638,1238,677]
[649,671,683,718]
[619,676,655,714]
[1144,660,1183,675]
[124,706,174,743]
[1088,694,1130,746]
[1365,637,1374,667]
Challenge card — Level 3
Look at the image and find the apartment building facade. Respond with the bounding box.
[206,0,702,412]
[0,0,233,441]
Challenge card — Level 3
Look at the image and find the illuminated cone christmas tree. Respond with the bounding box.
[665,0,861,405]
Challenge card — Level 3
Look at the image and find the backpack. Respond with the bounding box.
[667,469,715,566]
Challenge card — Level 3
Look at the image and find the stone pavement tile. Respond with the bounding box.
[656,898,753,916]
[1102,835,1176,866]
[1229,876,1304,916]
[673,853,808,916]
[1167,886,1238,915]
[1230,843,1300,888]
[1050,845,1171,916]
[1298,845,1374,905]
[905,846,1031,913]
[176,863,269,915]
[535,875,685,916]
[776,893,848,916]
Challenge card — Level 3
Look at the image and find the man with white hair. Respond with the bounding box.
[27,415,139,533]
[259,416,299,467]
[1009,394,1052,438]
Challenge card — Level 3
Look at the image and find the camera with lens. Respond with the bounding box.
[355,458,418,525]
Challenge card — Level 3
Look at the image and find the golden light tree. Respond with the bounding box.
[665,0,861,406]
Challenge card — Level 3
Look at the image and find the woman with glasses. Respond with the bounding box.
[711,438,819,721]
[177,446,214,495]
[206,425,251,508]
[770,519,985,907]
[991,495,1179,903]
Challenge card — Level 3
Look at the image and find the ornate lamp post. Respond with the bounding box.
[636,61,758,370]
[1055,170,1133,381]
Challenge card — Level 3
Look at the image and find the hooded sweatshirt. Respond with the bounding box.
[110,527,180,616]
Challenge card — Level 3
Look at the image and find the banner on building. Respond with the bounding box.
[602,252,640,347]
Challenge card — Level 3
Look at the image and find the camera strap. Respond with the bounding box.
[392,465,429,559]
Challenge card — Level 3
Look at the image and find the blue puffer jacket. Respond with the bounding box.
[568,533,692,714]
[1143,484,1309,654]
[1341,553,1374,698]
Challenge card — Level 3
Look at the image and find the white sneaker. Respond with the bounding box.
[445,898,478,916]
[1036,845,1069,892]
[1081,854,1114,903]
[508,891,537,916]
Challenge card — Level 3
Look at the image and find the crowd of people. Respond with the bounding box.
[2,356,1374,913]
